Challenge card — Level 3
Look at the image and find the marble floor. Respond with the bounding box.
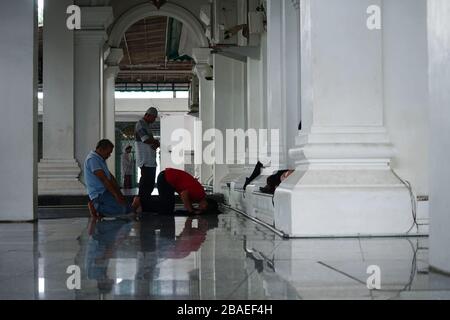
[1,209,450,300]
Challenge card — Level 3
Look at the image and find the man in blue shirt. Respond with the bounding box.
[84,139,141,219]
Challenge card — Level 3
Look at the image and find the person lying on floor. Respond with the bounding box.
[84,139,141,220]
[156,168,219,215]
[259,169,295,194]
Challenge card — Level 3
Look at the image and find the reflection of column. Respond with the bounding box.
[0,0,37,221]
[428,0,450,274]
[275,0,413,237]
[103,48,123,173]
[74,7,113,179]
[38,0,85,195]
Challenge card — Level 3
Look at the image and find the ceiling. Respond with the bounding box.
[38,15,194,89]
[117,16,194,85]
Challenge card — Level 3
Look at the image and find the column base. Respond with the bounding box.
[38,159,86,196]
[274,166,416,237]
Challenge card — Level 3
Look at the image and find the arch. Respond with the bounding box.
[108,2,209,48]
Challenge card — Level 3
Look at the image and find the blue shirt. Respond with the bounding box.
[84,151,111,200]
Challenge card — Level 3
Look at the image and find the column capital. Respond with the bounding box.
[192,48,213,80]
[105,47,124,66]
[192,48,213,65]
[194,64,213,80]
[80,6,114,30]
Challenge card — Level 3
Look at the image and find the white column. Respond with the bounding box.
[103,48,123,173]
[212,54,233,192]
[212,54,247,192]
[38,0,85,195]
[282,0,301,168]
[275,0,413,237]
[0,0,37,221]
[428,0,450,274]
[193,48,214,185]
[265,0,288,170]
[74,7,113,179]
[199,78,214,185]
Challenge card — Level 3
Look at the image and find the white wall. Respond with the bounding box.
[383,0,429,196]
[114,97,189,121]
[0,0,37,221]
[428,0,450,274]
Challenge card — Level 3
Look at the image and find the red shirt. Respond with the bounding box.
[165,168,206,202]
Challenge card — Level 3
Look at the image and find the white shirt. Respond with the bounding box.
[121,152,134,175]
[135,119,157,168]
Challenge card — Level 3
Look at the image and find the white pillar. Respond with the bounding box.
[74,7,113,180]
[266,0,288,170]
[0,0,37,221]
[193,48,214,185]
[212,54,247,192]
[275,0,413,237]
[38,0,85,195]
[282,0,301,168]
[103,48,123,173]
[212,54,233,192]
[428,0,450,274]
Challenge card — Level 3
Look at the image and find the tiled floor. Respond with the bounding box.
[1,209,449,300]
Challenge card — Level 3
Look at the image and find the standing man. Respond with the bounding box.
[135,107,160,212]
[121,145,134,189]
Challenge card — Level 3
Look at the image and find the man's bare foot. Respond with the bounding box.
[88,201,100,218]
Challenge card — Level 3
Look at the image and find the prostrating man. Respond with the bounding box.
[157,168,218,215]
[84,139,141,219]
[135,107,160,212]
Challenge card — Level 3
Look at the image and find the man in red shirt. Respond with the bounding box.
[157,168,218,215]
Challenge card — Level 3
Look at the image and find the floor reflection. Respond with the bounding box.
[76,214,219,299]
[1,210,450,300]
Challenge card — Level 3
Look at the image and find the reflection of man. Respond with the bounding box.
[164,217,209,259]
[86,219,133,296]
[121,145,134,189]
[135,107,160,212]
[138,215,217,260]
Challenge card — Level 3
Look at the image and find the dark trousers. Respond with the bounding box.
[139,166,156,212]
[123,175,132,189]
[157,171,176,214]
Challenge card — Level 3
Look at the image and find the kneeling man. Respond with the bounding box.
[84,139,140,219]
[157,168,218,215]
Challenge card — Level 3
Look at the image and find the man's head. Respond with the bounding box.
[95,139,114,160]
[198,196,219,214]
[144,107,158,123]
